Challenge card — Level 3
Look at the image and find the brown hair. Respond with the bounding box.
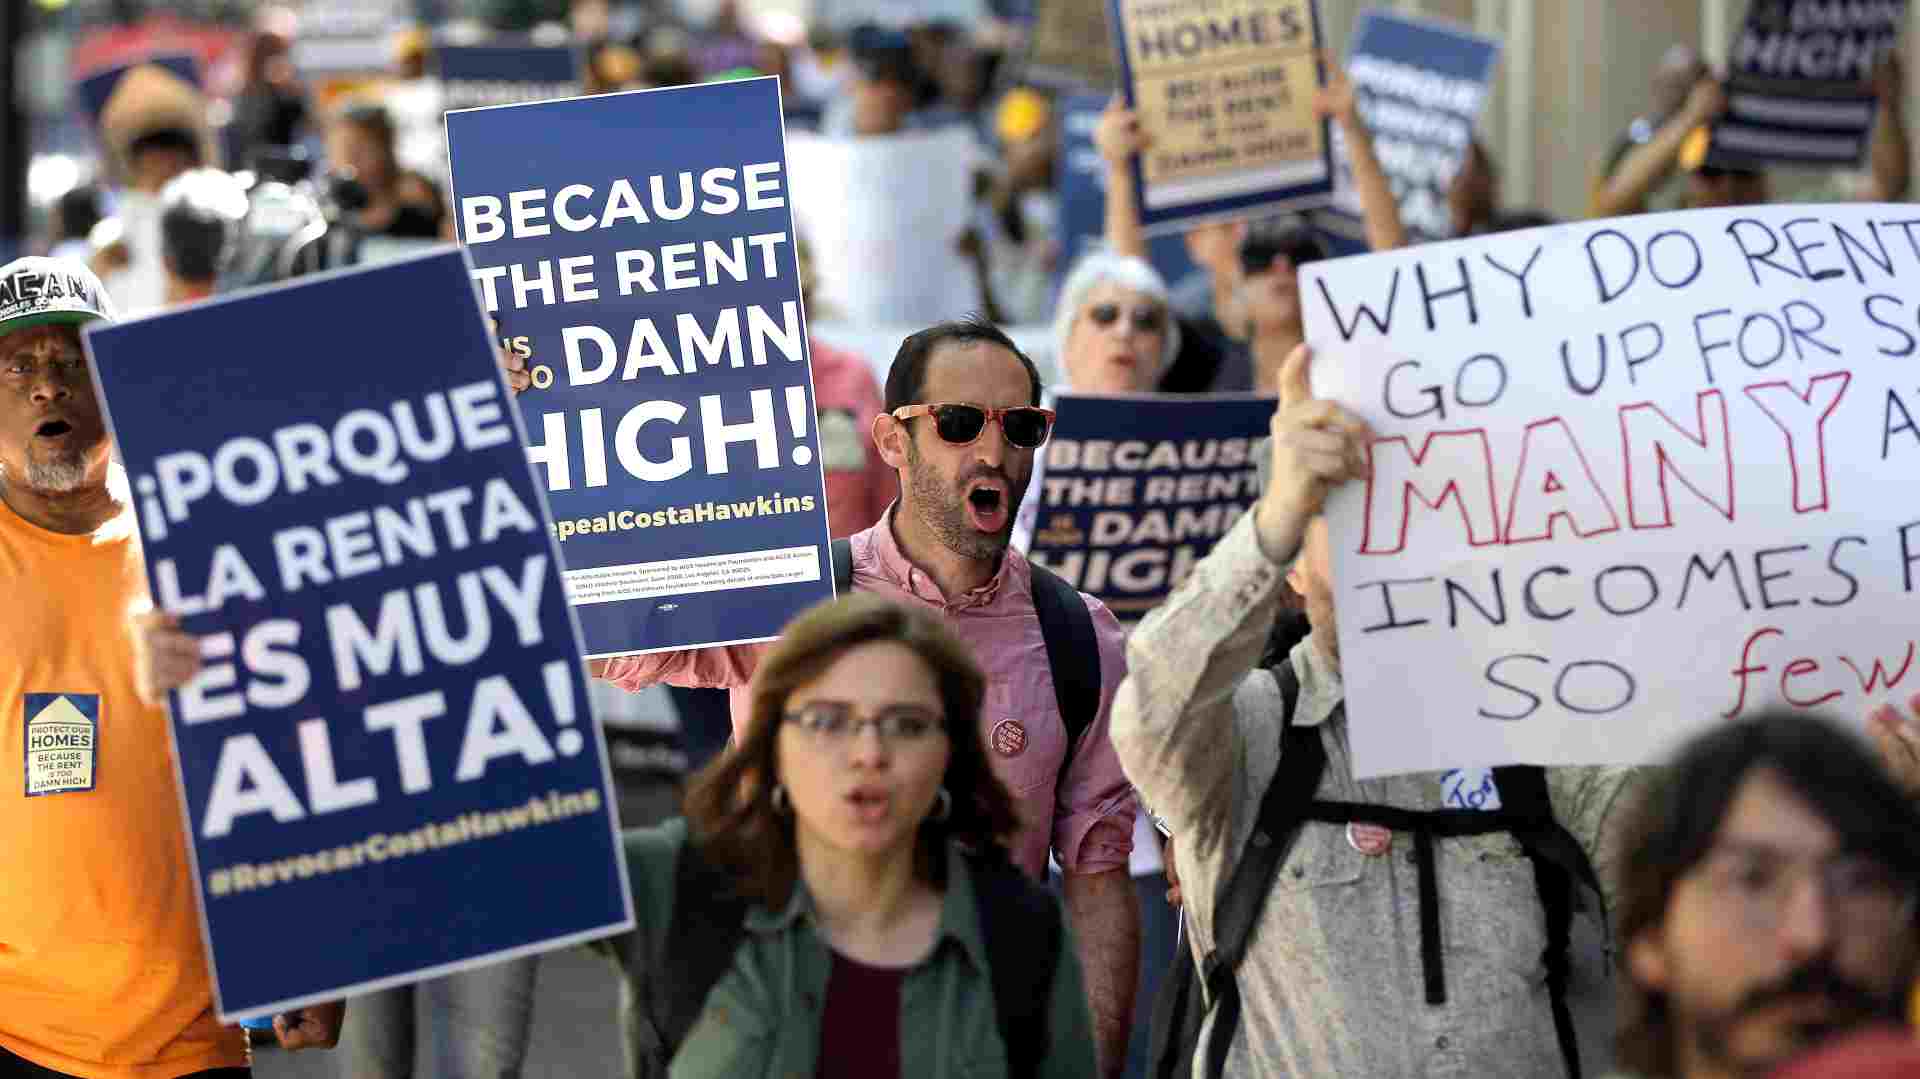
[1613,712,1920,1075]
[681,593,1021,909]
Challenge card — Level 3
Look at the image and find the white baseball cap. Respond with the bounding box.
[0,256,117,338]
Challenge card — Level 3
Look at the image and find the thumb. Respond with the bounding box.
[1279,343,1315,408]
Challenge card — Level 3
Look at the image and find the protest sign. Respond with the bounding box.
[445,77,835,658]
[1107,0,1334,234]
[1023,393,1274,619]
[1026,0,1120,91]
[1713,0,1905,169]
[1056,94,1199,303]
[812,0,989,29]
[434,41,583,112]
[82,249,632,1020]
[1302,203,1920,778]
[786,126,984,326]
[1328,9,1499,242]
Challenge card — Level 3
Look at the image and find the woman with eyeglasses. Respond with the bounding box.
[605,592,1096,1078]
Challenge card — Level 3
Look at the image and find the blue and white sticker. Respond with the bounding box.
[24,693,98,796]
[1441,768,1502,811]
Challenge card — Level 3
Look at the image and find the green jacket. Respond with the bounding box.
[600,819,1098,1079]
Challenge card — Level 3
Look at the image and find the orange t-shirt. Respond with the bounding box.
[0,496,247,1078]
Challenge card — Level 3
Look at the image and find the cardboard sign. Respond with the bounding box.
[1027,0,1121,91]
[1329,9,1500,242]
[1713,0,1905,168]
[1107,0,1334,234]
[1023,393,1274,620]
[83,249,632,1021]
[1302,203,1920,778]
[445,78,835,658]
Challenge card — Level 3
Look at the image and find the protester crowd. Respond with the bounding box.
[8,4,1920,1079]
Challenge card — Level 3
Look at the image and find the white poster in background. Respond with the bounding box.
[786,128,984,327]
[1301,203,1920,779]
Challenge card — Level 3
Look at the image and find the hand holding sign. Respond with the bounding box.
[1253,344,1371,561]
[272,1001,346,1050]
[132,610,201,707]
[1095,97,1151,165]
[1312,53,1358,126]
[1868,696,1920,799]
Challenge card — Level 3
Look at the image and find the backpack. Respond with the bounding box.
[831,536,1102,798]
[644,833,1064,1077]
[1147,655,1604,1079]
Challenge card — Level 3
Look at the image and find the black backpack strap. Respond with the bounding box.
[970,851,1064,1079]
[1493,765,1600,1079]
[830,537,853,595]
[1198,659,1327,1079]
[652,836,751,1066]
[1027,562,1102,798]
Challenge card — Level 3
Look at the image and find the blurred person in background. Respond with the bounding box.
[1591,52,1908,218]
[963,87,1061,326]
[326,103,446,240]
[94,63,220,316]
[225,30,311,173]
[823,25,964,137]
[157,169,249,308]
[46,186,103,264]
[1588,45,1712,217]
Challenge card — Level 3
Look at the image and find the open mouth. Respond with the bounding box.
[34,420,72,439]
[847,788,891,822]
[965,482,1008,533]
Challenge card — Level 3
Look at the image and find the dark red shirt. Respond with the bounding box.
[814,949,907,1079]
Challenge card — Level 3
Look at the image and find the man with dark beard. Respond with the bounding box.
[0,257,344,1077]
[1607,712,1920,1079]
[584,319,1143,1078]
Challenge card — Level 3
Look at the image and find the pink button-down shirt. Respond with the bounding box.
[600,509,1137,879]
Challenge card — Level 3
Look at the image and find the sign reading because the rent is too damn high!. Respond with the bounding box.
[445,77,835,658]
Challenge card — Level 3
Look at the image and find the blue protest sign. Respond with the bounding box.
[82,249,632,1021]
[1055,94,1198,305]
[1107,0,1334,235]
[1712,0,1905,168]
[1024,393,1273,620]
[1330,9,1500,242]
[435,41,584,111]
[445,77,835,659]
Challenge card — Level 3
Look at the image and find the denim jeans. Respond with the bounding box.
[336,957,539,1079]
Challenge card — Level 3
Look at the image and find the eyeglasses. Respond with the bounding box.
[783,701,946,744]
[1694,842,1919,934]
[1238,233,1329,277]
[890,403,1055,449]
[1085,303,1167,334]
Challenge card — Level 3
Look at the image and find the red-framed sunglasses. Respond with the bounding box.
[890,403,1056,449]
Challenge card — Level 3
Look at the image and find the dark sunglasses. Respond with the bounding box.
[1239,232,1330,277]
[890,403,1056,449]
[1085,303,1167,334]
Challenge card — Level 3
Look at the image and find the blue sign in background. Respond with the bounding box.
[1334,9,1500,241]
[84,250,631,1019]
[1025,393,1275,620]
[434,41,582,85]
[1107,0,1335,235]
[1055,94,1200,308]
[445,78,834,658]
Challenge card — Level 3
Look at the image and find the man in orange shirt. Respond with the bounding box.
[0,256,342,1078]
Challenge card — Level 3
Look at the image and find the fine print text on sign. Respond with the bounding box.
[1107,0,1334,233]
[82,249,632,1020]
[1303,203,1920,779]
[446,77,834,658]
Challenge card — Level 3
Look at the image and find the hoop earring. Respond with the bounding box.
[931,787,952,823]
[771,784,789,816]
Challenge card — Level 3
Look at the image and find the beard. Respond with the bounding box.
[4,451,91,494]
[905,440,1024,562]
[1689,960,1900,1077]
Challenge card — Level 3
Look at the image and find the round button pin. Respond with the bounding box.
[1347,822,1393,857]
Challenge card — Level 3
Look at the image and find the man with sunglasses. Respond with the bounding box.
[1607,711,1920,1079]
[586,319,1144,1079]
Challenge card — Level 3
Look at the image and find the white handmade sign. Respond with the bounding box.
[1302,203,1920,778]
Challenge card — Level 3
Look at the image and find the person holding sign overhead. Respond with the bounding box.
[570,320,1144,1078]
[598,593,1097,1077]
[1114,343,1638,1079]
[0,256,343,1078]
